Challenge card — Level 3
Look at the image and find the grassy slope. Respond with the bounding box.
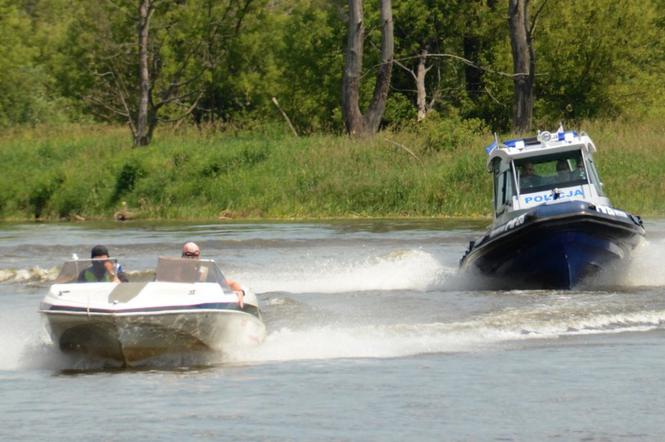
[0,121,663,221]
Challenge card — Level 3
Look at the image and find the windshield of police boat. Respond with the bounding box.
[515,150,588,194]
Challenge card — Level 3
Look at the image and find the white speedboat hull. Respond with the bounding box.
[40,277,265,367]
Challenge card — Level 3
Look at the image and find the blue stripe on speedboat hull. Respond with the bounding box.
[42,302,261,320]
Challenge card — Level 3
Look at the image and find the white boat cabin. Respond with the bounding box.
[486,130,611,223]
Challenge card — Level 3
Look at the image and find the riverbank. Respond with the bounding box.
[1,120,664,221]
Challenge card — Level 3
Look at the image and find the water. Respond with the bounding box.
[2,219,665,441]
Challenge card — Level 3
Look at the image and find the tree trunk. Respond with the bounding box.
[342,0,366,135]
[342,0,393,136]
[135,0,154,146]
[364,0,393,133]
[415,50,428,122]
[508,0,534,134]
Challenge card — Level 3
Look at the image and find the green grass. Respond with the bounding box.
[0,120,663,221]
[579,120,665,215]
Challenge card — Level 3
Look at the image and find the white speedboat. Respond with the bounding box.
[40,256,265,367]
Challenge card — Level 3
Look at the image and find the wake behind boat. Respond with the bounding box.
[40,256,265,367]
[460,128,645,289]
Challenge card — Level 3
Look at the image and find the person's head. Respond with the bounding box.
[90,245,110,270]
[182,242,200,258]
[91,245,109,259]
[556,159,569,174]
[522,162,535,176]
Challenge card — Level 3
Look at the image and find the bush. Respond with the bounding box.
[408,112,488,153]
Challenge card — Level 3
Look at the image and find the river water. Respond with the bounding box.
[1,219,665,441]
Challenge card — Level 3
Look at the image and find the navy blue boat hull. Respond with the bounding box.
[460,201,645,289]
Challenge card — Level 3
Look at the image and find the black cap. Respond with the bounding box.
[91,245,109,258]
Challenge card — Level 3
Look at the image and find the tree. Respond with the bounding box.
[391,0,454,122]
[508,0,536,133]
[181,0,279,127]
[341,0,394,136]
[388,0,510,128]
[462,1,500,103]
[535,0,665,123]
[56,0,210,145]
[275,0,346,133]
[0,0,66,126]
[135,0,153,145]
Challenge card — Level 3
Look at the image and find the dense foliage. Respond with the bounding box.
[2,0,665,135]
[0,120,664,221]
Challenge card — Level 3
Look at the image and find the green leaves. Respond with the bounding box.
[2,0,665,133]
[535,0,665,123]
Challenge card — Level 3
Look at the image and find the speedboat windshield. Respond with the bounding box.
[515,150,588,194]
[55,258,118,283]
[155,257,230,288]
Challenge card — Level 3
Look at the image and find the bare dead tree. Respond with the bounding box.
[508,0,548,134]
[341,0,394,136]
[414,50,430,121]
[394,50,439,122]
[136,0,154,146]
[393,51,524,123]
[341,0,364,134]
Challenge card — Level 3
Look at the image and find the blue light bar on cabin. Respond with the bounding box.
[557,131,578,141]
[484,129,580,155]
[503,139,528,150]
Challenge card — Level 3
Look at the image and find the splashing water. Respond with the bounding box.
[0,267,60,284]
[223,295,665,365]
[237,249,455,294]
[621,238,665,287]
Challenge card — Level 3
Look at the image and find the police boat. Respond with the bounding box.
[459,128,645,289]
[40,256,265,367]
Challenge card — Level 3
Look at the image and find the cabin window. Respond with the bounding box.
[586,157,606,197]
[502,169,514,206]
[492,159,515,215]
[515,150,588,194]
[492,160,501,213]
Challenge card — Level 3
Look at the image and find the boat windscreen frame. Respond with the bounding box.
[55,258,119,284]
[584,153,606,197]
[154,257,231,289]
[491,157,517,217]
[514,150,589,195]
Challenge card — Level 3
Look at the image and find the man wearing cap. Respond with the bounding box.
[181,242,245,308]
[78,245,128,283]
